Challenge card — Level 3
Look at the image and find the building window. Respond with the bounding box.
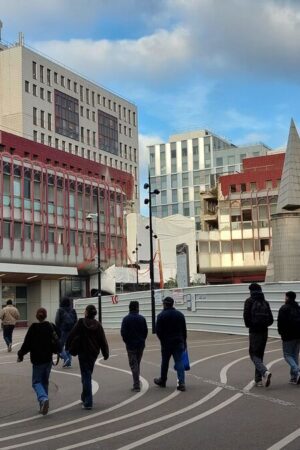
[74,81,77,93]
[92,111,95,122]
[266,180,273,189]
[160,146,166,175]
[92,91,95,107]
[48,136,52,146]
[54,72,58,83]
[54,90,79,140]
[33,84,37,96]
[33,107,37,125]
[47,91,52,102]
[25,80,30,93]
[32,61,37,79]
[93,131,96,147]
[171,174,177,188]
[61,75,65,87]
[47,68,51,86]
[133,111,136,126]
[98,110,118,155]
[80,85,83,101]
[81,127,84,143]
[250,182,257,192]
[86,88,89,104]
[86,109,90,119]
[33,130,38,142]
[40,87,44,100]
[87,129,90,145]
[40,110,45,128]
[55,138,59,148]
[230,184,236,193]
[182,172,189,186]
[41,133,45,144]
[216,157,223,167]
[183,188,189,202]
[172,190,178,202]
[40,65,44,83]
[241,183,246,192]
[183,204,190,216]
[48,113,51,131]
[67,78,71,90]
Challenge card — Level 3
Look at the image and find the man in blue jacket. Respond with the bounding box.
[154,296,187,391]
[121,301,148,392]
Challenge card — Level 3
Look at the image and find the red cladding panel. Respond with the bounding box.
[0,130,134,199]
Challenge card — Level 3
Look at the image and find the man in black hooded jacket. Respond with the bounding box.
[243,283,273,387]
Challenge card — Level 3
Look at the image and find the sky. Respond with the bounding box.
[0,0,299,212]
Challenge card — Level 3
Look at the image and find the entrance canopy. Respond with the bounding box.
[0,263,78,283]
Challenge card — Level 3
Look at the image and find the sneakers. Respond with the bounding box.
[177,383,186,392]
[263,371,272,387]
[131,387,141,392]
[255,381,263,387]
[7,343,12,352]
[289,379,298,385]
[40,399,49,416]
[82,405,92,410]
[62,359,71,368]
[154,378,166,388]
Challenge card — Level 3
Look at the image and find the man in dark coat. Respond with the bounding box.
[121,301,148,392]
[243,283,273,387]
[55,296,77,368]
[154,296,187,391]
[277,291,300,384]
[66,304,109,410]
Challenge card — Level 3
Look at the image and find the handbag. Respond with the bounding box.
[174,348,190,371]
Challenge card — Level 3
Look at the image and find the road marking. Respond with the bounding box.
[0,344,268,449]
[0,369,98,428]
[56,355,283,450]
[0,343,21,353]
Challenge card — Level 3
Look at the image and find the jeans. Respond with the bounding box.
[249,331,268,382]
[60,329,72,365]
[127,347,144,388]
[161,343,185,385]
[282,339,300,379]
[32,362,52,403]
[78,355,96,408]
[3,325,15,347]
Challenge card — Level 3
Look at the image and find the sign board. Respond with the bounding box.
[176,243,190,288]
[161,288,184,305]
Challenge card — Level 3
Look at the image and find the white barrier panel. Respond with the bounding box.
[74,282,300,338]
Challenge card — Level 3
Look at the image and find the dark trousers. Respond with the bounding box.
[3,325,15,347]
[78,355,96,408]
[161,343,185,385]
[127,347,144,388]
[249,331,268,382]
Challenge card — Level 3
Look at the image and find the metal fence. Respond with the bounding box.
[74,282,300,338]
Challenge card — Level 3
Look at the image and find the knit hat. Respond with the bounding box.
[163,297,174,307]
[249,283,262,292]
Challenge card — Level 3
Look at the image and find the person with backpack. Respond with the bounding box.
[277,291,300,384]
[55,296,77,368]
[66,304,109,410]
[243,283,273,387]
[17,307,61,415]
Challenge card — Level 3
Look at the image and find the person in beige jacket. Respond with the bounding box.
[0,300,20,351]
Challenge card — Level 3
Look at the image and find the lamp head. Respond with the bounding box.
[144,198,149,205]
[144,183,149,189]
[153,189,160,195]
[86,213,93,221]
[145,225,150,230]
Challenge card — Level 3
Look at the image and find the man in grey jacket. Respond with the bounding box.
[0,299,20,352]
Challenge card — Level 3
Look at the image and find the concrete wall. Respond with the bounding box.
[27,279,60,324]
[74,282,300,338]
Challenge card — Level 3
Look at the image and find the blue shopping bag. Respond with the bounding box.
[174,349,190,371]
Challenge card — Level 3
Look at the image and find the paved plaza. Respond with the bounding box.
[1,328,300,449]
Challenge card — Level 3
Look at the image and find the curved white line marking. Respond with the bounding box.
[0,369,99,428]
[55,354,283,450]
[0,359,150,443]
[1,344,280,449]
[0,343,20,353]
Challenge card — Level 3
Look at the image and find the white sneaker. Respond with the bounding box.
[255,381,263,387]
[8,344,12,352]
[263,371,272,387]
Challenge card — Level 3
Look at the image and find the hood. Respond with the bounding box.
[251,291,265,302]
[83,317,99,330]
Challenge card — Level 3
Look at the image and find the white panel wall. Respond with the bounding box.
[74,282,300,338]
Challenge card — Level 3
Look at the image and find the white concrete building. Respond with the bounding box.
[0,37,139,209]
[148,130,271,230]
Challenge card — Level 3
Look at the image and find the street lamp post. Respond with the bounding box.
[132,243,142,290]
[86,195,102,323]
[144,171,160,334]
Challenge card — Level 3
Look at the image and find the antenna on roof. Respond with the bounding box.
[18,32,24,46]
[0,20,3,41]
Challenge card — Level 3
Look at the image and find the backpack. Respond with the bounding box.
[251,300,272,328]
[61,309,76,331]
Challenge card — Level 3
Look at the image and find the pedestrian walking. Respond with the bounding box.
[66,304,109,410]
[243,283,273,387]
[55,296,77,368]
[154,296,187,391]
[277,291,300,384]
[17,307,61,415]
[121,301,148,392]
[0,299,20,352]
